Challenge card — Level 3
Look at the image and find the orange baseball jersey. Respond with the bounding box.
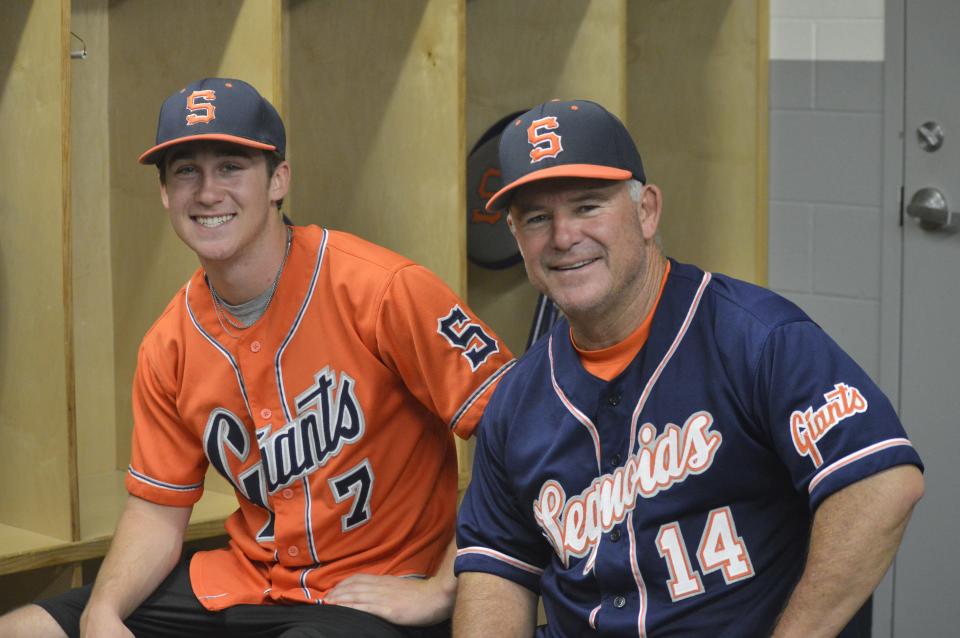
[125,225,515,611]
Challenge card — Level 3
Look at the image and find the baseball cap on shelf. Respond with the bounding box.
[486,99,645,211]
[138,77,285,165]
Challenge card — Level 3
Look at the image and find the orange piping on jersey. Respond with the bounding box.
[574,261,672,381]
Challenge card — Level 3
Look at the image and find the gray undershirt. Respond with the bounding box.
[220,286,273,327]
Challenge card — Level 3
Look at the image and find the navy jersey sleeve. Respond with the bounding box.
[754,320,923,509]
[455,395,551,593]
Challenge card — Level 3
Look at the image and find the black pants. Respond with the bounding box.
[35,556,449,638]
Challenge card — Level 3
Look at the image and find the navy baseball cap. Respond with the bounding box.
[486,99,645,211]
[139,78,285,165]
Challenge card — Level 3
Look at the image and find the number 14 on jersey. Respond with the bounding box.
[655,506,755,601]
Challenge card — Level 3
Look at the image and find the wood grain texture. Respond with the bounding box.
[2,469,236,574]
[71,0,119,541]
[0,0,73,540]
[627,0,767,283]
[754,0,769,286]
[287,0,465,294]
[0,517,232,577]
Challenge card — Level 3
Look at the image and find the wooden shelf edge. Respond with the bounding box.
[0,517,228,576]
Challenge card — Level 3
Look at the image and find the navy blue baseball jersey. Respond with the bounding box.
[456,259,922,637]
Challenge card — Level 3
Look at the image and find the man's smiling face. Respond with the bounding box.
[160,140,287,268]
[507,178,655,326]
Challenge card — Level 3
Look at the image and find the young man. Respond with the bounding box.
[0,78,514,638]
[453,100,924,637]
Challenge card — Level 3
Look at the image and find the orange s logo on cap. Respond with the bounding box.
[527,116,563,163]
[186,90,216,125]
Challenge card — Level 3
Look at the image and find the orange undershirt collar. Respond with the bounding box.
[573,260,671,382]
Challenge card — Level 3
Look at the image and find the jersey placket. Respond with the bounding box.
[590,372,648,635]
[231,323,318,601]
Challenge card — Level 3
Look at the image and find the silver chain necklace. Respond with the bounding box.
[209,225,292,336]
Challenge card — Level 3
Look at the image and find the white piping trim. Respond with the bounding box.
[300,567,313,600]
[808,438,913,493]
[186,280,253,419]
[628,272,712,454]
[625,270,711,638]
[627,512,648,638]
[127,466,203,492]
[457,547,545,576]
[589,605,601,630]
[450,359,517,431]
[276,228,328,422]
[548,335,602,473]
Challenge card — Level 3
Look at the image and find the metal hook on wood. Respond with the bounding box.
[70,31,87,60]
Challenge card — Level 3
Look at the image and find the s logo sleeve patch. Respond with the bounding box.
[437,305,500,371]
[790,382,868,467]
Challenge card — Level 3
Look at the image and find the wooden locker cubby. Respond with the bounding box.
[0,0,76,566]
[285,0,465,293]
[627,0,769,285]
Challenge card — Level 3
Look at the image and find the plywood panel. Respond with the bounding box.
[466,0,627,355]
[627,0,767,284]
[72,0,119,535]
[79,470,236,540]
[0,0,74,540]
[288,0,465,293]
[108,0,282,467]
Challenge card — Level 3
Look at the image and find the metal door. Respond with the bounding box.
[888,0,960,633]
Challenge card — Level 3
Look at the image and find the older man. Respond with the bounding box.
[453,99,923,637]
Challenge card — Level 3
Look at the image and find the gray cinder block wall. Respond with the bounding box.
[768,0,885,380]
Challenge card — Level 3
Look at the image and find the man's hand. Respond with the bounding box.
[80,496,190,637]
[326,537,457,626]
[325,572,455,626]
[79,603,134,638]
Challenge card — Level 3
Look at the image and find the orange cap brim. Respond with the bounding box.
[485,164,633,211]
[138,133,277,165]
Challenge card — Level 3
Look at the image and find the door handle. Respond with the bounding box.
[906,187,959,231]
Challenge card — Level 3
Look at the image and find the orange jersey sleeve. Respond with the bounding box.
[374,263,515,438]
[126,299,209,507]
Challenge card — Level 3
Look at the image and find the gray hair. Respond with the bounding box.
[627,178,645,202]
[626,178,665,251]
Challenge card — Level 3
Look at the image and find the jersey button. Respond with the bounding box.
[282,488,294,500]
[287,546,299,557]
[260,408,272,420]
[610,529,621,542]
[250,340,262,353]
[613,595,626,609]
[607,393,621,406]
[612,453,622,465]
